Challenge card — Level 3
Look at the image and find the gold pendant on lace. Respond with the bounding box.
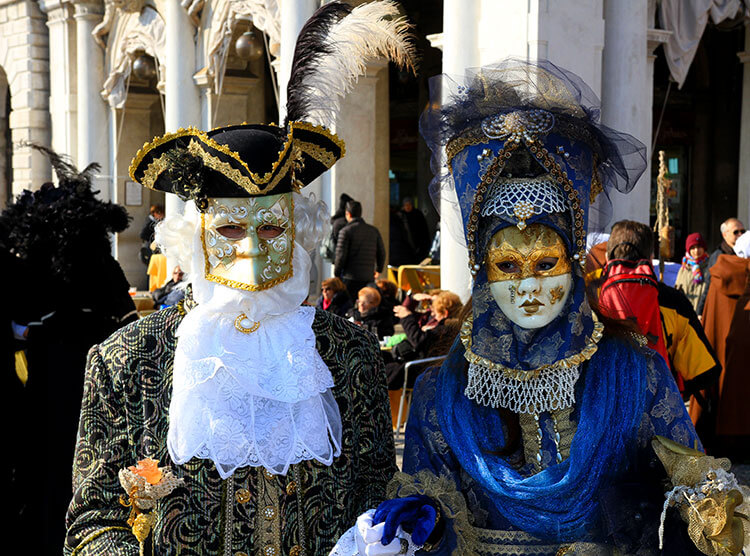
[234,313,260,334]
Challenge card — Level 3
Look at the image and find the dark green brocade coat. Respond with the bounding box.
[65,297,397,556]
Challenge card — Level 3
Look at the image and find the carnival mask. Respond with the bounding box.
[485,223,572,328]
[201,194,294,291]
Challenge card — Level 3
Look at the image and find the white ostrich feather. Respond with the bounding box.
[299,1,415,128]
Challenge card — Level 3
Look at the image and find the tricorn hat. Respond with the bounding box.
[129,1,415,208]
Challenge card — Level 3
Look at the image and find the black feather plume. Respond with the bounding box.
[284,1,352,126]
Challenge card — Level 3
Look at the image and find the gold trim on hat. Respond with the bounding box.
[128,122,345,196]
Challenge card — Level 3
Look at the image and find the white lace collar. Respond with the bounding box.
[167,245,342,478]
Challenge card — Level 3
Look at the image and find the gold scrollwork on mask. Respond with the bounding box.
[485,223,571,282]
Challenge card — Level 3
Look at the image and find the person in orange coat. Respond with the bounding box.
[699,232,750,458]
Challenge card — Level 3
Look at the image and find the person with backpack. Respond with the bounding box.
[597,221,721,440]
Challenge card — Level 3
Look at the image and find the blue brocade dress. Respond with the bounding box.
[393,336,704,556]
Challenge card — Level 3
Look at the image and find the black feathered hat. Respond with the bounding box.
[129,0,415,208]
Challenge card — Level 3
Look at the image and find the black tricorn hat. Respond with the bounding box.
[128,121,344,204]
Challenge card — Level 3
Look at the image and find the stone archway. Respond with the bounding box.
[0,0,51,197]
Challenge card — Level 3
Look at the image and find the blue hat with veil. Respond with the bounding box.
[420,59,647,389]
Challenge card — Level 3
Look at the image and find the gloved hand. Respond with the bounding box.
[372,495,439,546]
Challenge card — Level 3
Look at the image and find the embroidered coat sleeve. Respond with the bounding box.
[347,328,399,513]
[64,345,139,556]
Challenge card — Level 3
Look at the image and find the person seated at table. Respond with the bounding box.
[152,266,186,308]
[375,278,400,324]
[316,277,352,317]
[400,288,444,329]
[386,290,463,389]
[346,286,394,340]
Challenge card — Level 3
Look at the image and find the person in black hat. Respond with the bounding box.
[0,145,137,554]
[64,3,416,555]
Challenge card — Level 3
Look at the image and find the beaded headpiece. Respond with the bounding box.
[421,59,647,274]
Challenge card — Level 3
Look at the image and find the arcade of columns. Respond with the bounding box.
[0,0,748,294]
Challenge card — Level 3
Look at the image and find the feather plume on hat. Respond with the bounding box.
[284,0,417,128]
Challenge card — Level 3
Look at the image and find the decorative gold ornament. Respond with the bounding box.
[485,224,572,282]
[549,285,564,305]
[234,313,260,334]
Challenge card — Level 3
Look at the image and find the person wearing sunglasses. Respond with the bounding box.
[696,217,746,315]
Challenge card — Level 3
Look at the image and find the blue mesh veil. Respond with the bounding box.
[421,58,647,252]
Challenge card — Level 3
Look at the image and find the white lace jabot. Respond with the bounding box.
[168,243,342,478]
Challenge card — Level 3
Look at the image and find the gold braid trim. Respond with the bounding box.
[446,129,486,169]
[387,470,478,556]
[69,526,133,556]
[297,140,338,169]
[460,316,604,380]
[129,127,201,183]
[291,120,347,158]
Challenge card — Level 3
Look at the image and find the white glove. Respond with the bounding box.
[329,510,419,556]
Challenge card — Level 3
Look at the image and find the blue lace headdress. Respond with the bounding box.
[420,59,648,540]
[421,59,647,382]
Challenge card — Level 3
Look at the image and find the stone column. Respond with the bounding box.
[3,1,51,194]
[74,2,110,200]
[600,0,650,226]
[329,61,390,255]
[164,0,200,217]
[737,24,750,227]
[41,0,77,160]
[440,0,480,302]
[277,0,317,123]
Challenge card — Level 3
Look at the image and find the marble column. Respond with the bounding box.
[277,0,317,124]
[600,0,650,227]
[164,0,201,217]
[41,1,77,161]
[329,61,390,256]
[737,24,750,228]
[74,2,110,200]
[440,0,480,302]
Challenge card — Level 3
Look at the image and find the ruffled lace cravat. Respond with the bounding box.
[168,242,342,478]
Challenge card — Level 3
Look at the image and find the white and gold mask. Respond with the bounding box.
[485,223,572,329]
[201,194,294,291]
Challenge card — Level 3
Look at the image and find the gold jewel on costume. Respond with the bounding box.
[234,313,260,334]
[485,224,571,283]
[481,109,555,144]
[201,194,295,291]
[118,458,184,543]
[549,285,564,304]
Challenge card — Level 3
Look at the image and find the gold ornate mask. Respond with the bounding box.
[485,224,573,329]
[201,194,294,291]
[485,224,571,282]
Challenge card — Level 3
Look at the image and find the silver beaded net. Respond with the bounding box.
[480,175,569,229]
[465,362,580,414]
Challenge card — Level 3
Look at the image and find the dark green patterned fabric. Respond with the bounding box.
[65,297,396,555]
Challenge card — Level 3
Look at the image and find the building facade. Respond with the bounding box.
[0,0,747,293]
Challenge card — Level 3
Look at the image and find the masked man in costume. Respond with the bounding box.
[331,61,749,556]
[64,3,415,555]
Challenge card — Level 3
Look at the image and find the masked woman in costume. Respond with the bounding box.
[332,61,749,556]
